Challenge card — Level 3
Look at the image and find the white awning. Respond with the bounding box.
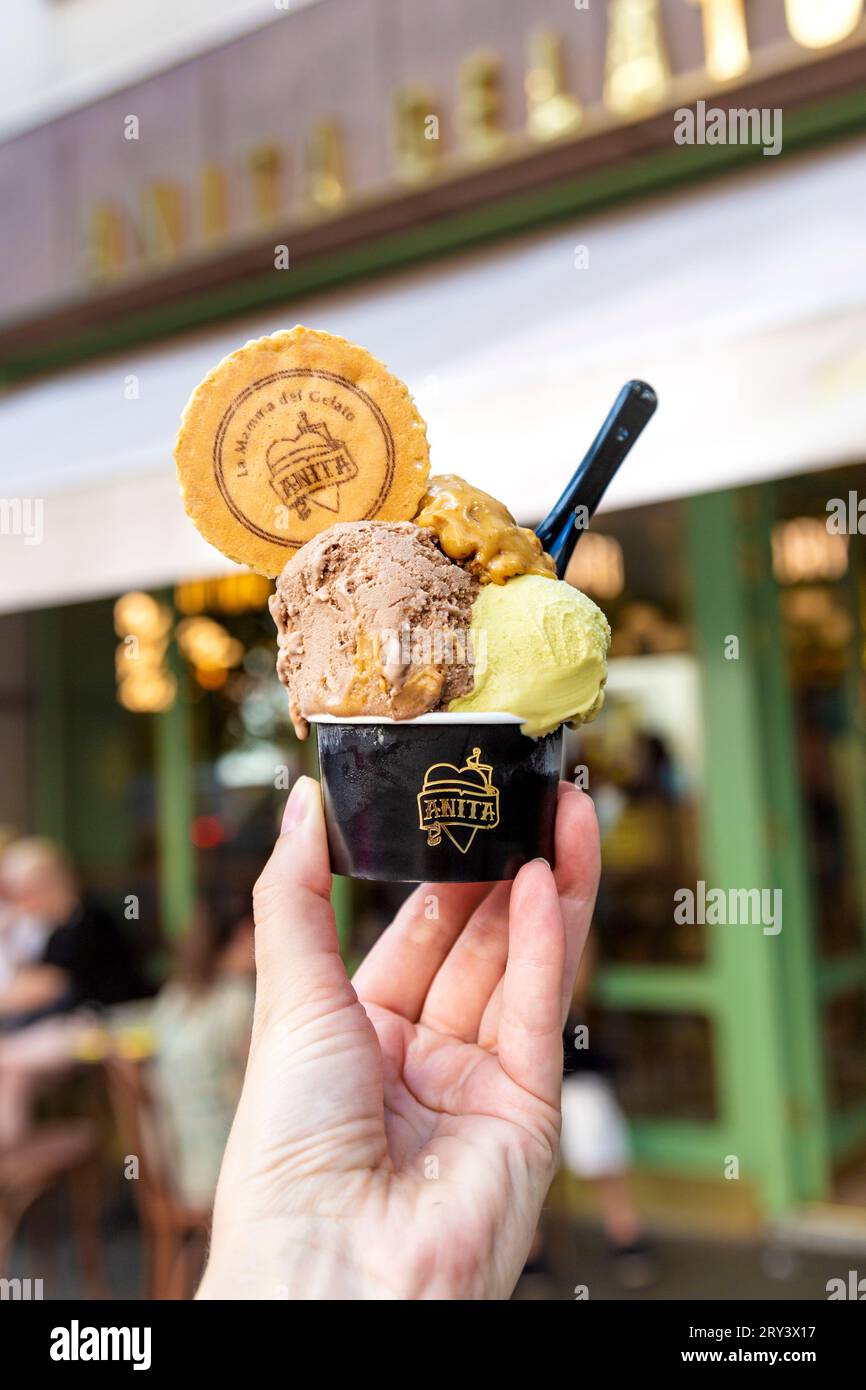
[3,134,866,613]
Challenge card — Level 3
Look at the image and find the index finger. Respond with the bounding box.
[496,860,565,1104]
[351,881,491,1022]
[554,783,601,1023]
[476,783,601,1050]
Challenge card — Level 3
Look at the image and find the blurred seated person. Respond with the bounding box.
[0,828,51,991]
[0,838,147,1030]
[0,837,150,1147]
[149,897,255,1210]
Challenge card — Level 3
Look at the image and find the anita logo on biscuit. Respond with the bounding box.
[214,369,395,546]
[176,327,431,577]
[266,411,359,520]
[418,747,500,854]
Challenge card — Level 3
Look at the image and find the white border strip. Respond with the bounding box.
[308,712,525,726]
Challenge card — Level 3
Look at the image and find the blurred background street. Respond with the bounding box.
[1,0,865,1300]
[11,1201,863,1301]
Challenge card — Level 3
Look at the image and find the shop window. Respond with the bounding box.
[565,502,703,965]
[774,463,866,960]
[590,1008,718,1123]
[823,989,866,1112]
[180,595,304,907]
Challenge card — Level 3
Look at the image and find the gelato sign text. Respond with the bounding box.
[82,0,864,286]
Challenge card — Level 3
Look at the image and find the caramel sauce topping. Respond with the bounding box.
[414,474,556,585]
[320,624,444,720]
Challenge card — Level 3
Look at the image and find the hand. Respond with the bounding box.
[199,775,600,1301]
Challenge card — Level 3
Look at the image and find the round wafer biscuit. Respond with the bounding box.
[175,326,430,575]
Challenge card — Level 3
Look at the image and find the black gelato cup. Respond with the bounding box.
[312,714,563,883]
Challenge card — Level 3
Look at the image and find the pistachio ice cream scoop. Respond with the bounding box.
[449,573,610,737]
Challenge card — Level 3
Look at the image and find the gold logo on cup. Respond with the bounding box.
[417,747,500,854]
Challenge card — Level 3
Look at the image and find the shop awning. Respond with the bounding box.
[3,135,866,614]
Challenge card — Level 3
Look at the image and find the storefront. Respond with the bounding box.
[2,0,866,1225]
[569,472,866,1222]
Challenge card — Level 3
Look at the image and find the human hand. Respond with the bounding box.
[198,776,600,1301]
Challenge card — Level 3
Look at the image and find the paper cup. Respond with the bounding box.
[312,714,563,882]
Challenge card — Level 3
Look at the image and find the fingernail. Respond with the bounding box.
[530,856,550,868]
[282,777,312,833]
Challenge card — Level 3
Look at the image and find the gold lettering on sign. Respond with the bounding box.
[306,121,347,212]
[88,204,127,283]
[394,87,441,182]
[141,182,185,264]
[459,52,508,160]
[201,164,229,245]
[785,0,863,49]
[689,0,750,82]
[248,144,284,226]
[526,30,582,141]
[604,0,670,118]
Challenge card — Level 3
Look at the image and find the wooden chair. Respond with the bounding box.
[0,1119,104,1295]
[103,1054,211,1299]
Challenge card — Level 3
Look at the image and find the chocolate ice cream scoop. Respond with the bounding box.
[269,520,478,738]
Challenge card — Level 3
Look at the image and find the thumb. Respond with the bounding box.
[252,775,343,1008]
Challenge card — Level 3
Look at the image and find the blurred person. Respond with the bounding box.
[149,898,255,1209]
[0,827,50,990]
[197,777,600,1300]
[0,837,147,1029]
[0,837,148,1146]
[560,933,655,1290]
